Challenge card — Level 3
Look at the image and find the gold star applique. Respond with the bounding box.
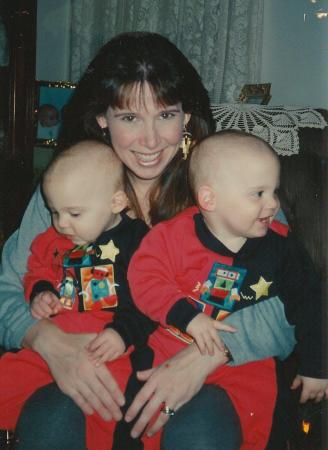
[98,240,120,262]
[250,276,273,300]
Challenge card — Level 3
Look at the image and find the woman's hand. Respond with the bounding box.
[125,343,229,437]
[23,320,125,421]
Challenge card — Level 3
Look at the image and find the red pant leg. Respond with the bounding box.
[149,333,276,450]
[142,431,162,449]
[0,314,162,449]
[0,349,53,429]
[206,358,277,450]
[0,312,110,431]
[0,347,142,450]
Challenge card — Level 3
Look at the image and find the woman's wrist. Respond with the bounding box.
[23,319,64,356]
[183,342,230,377]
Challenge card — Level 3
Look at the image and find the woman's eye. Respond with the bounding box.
[160,111,175,119]
[256,191,263,197]
[122,115,136,122]
[70,213,80,218]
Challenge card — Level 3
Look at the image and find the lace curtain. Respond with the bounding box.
[69,0,263,102]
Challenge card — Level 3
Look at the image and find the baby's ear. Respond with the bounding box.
[111,190,128,213]
[197,185,216,211]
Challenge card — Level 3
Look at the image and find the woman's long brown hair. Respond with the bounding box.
[59,32,215,224]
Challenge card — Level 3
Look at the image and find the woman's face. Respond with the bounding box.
[97,83,190,183]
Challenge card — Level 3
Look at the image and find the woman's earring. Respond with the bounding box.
[101,127,110,139]
[180,128,192,160]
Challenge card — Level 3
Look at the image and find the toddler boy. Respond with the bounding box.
[0,140,156,450]
[128,130,328,449]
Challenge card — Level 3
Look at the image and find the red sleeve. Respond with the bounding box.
[24,227,73,302]
[127,220,189,327]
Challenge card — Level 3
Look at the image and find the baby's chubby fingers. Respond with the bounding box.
[93,348,118,366]
[290,375,302,391]
[292,375,328,404]
[32,292,62,318]
[212,321,236,333]
[195,333,209,355]
[49,296,63,313]
[31,303,53,319]
[86,337,101,353]
[204,334,215,355]
[208,328,225,352]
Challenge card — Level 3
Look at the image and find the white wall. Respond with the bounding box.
[261,0,328,108]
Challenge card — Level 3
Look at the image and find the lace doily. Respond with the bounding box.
[211,104,328,156]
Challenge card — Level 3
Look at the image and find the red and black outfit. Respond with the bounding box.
[128,206,325,450]
[0,211,158,450]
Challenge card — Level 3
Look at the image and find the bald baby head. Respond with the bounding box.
[42,140,128,245]
[189,130,279,201]
[189,130,280,250]
[43,140,124,194]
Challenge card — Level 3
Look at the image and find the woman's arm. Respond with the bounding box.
[0,186,50,348]
[125,297,296,437]
[0,187,125,419]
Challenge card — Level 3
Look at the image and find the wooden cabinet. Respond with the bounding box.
[0,0,36,241]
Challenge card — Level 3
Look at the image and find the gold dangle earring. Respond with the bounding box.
[180,127,192,160]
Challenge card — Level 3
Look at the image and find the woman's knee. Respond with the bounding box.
[13,383,86,450]
[161,385,242,450]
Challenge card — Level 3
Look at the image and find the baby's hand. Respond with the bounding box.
[186,313,236,356]
[86,329,126,366]
[291,374,328,403]
[31,291,62,319]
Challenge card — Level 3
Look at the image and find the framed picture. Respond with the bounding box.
[35,80,76,147]
[238,83,271,105]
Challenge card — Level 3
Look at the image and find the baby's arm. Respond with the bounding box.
[30,290,62,319]
[186,312,236,355]
[24,226,70,319]
[291,375,328,403]
[87,329,126,365]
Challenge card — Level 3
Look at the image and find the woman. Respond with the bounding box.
[0,32,295,449]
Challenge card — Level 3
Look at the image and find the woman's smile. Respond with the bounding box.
[132,149,163,166]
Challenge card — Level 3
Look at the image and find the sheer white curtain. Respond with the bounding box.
[69,0,263,102]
